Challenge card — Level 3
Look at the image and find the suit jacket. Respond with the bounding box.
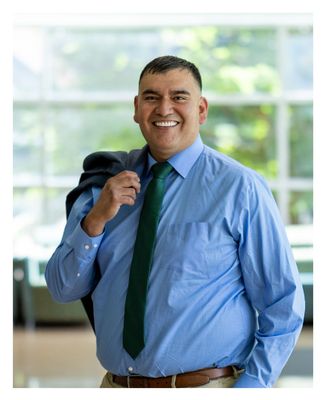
[65,146,148,331]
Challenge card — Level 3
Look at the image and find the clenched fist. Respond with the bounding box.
[82,170,141,237]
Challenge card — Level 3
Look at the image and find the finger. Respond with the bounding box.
[130,181,141,194]
[120,187,137,200]
[120,176,141,193]
[113,173,141,191]
[120,195,136,206]
[116,170,140,181]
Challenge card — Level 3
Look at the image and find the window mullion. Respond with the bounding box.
[276,26,290,225]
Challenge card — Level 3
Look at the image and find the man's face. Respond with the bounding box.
[134,68,208,161]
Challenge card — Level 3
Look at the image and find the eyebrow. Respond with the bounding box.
[141,89,191,96]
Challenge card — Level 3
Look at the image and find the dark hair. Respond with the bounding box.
[139,55,202,91]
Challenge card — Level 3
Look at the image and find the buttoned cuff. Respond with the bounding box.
[66,220,104,261]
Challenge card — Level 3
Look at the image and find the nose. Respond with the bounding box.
[155,98,174,117]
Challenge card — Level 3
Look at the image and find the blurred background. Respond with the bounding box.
[13,13,313,388]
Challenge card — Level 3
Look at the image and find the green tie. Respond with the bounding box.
[123,162,173,359]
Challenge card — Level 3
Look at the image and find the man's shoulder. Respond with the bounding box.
[201,145,252,174]
[201,145,268,188]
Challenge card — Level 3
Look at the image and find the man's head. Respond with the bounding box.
[138,55,202,92]
[134,55,208,162]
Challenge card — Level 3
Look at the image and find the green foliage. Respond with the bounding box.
[289,105,313,178]
[177,27,280,94]
[201,105,277,178]
[13,25,313,225]
[290,191,313,224]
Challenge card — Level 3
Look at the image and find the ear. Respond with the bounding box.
[133,96,139,123]
[199,96,208,125]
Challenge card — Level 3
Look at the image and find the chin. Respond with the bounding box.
[149,144,176,161]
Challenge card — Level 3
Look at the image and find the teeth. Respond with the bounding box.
[154,121,178,127]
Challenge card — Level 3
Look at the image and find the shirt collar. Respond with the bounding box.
[147,135,204,178]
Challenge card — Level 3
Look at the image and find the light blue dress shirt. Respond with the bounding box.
[45,135,305,388]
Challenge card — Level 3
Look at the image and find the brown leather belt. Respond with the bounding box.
[112,366,236,388]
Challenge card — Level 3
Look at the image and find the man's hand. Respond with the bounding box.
[82,171,141,237]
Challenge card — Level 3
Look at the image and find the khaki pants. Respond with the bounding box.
[100,371,239,388]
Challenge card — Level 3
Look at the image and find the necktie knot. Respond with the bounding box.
[151,162,173,179]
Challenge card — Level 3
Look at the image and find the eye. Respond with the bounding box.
[144,95,158,101]
[173,96,187,102]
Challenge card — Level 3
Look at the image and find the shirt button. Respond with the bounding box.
[84,244,90,250]
[128,367,133,373]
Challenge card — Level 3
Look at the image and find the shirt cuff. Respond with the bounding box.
[232,372,267,388]
[66,220,104,261]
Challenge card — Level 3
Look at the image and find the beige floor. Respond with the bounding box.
[14,325,105,388]
[13,325,313,388]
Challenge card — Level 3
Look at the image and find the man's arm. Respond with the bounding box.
[45,189,103,303]
[45,171,141,303]
[82,170,140,236]
[233,175,305,388]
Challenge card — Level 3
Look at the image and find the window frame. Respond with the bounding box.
[13,13,313,225]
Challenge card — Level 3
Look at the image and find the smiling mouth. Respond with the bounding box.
[153,121,179,127]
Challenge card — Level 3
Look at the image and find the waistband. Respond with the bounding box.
[112,366,240,388]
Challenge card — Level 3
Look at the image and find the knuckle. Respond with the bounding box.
[104,179,114,189]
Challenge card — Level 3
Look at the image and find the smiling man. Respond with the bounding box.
[134,65,208,162]
[45,55,304,388]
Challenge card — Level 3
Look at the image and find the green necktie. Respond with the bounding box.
[123,162,173,359]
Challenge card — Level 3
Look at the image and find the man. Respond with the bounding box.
[45,55,305,388]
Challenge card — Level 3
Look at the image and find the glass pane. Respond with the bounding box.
[289,104,313,178]
[179,27,279,94]
[13,106,43,178]
[48,28,166,92]
[14,187,43,257]
[45,105,146,176]
[13,27,43,96]
[289,191,313,225]
[48,27,279,95]
[42,188,68,226]
[284,28,313,90]
[201,105,277,178]
[14,188,67,255]
[14,187,42,221]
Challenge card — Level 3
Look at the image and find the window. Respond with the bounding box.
[13,14,313,254]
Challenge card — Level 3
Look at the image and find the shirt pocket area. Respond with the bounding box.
[162,222,212,280]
